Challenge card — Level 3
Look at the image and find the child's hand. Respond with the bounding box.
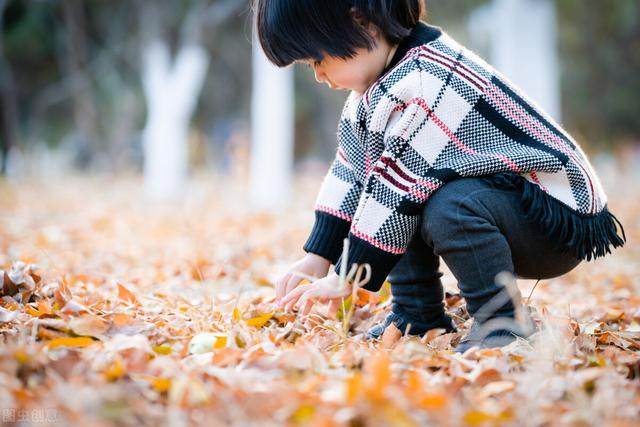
[276,253,331,305]
[280,272,352,317]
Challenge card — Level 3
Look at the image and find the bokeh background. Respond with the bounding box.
[1,0,639,199]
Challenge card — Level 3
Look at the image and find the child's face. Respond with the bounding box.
[299,30,397,95]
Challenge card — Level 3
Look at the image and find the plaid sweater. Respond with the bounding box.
[303,22,625,293]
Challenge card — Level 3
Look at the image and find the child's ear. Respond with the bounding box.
[349,7,380,38]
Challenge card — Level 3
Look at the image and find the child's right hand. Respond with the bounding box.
[276,253,331,306]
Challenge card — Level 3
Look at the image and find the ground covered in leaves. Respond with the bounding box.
[0,168,639,427]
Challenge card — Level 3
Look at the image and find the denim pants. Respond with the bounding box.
[386,177,582,327]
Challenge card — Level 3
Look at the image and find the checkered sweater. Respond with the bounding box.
[303,22,625,292]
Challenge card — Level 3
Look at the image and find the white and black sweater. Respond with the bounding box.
[303,21,625,293]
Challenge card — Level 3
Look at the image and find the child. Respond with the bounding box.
[257,0,626,352]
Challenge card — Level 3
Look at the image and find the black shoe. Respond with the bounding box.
[454,311,537,353]
[365,310,457,341]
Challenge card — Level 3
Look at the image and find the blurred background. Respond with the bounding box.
[0,0,639,206]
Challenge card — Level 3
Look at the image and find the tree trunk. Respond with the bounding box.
[249,28,294,211]
[491,0,560,120]
[0,0,20,175]
[141,40,209,200]
[61,0,99,168]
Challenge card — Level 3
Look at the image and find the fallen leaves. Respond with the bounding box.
[0,175,638,426]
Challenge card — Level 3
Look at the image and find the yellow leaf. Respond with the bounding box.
[153,345,173,355]
[245,312,274,328]
[214,335,227,349]
[103,358,125,381]
[47,336,96,349]
[463,410,493,426]
[289,404,315,424]
[233,307,240,321]
[336,295,353,321]
[235,335,245,348]
[463,409,513,426]
[152,377,172,393]
[14,350,30,364]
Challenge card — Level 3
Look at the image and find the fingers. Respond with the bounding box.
[284,273,303,299]
[275,273,290,303]
[300,298,314,316]
[281,285,307,312]
[327,299,340,319]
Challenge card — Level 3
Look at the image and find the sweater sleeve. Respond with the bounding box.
[334,100,444,292]
[302,143,363,265]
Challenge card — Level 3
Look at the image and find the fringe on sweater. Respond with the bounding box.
[487,172,626,261]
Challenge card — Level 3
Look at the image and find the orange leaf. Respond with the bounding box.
[47,336,96,349]
[151,377,172,393]
[117,283,138,305]
[232,307,241,321]
[418,394,448,409]
[345,372,363,403]
[369,352,392,397]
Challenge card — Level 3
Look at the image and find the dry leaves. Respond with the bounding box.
[0,172,638,426]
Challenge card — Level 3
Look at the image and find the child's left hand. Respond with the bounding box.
[280,272,352,317]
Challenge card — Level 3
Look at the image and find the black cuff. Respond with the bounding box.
[303,211,351,265]
[334,234,402,293]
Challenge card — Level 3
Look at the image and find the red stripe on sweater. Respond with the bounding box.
[528,171,548,193]
[351,228,405,255]
[485,84,595,212]
[421,47,488,85]
[373,166,410,192]
[396,97,522,173]
[380,156,417,184]
[490,84,596,212]
[337,147,349,164]
[316,205,353,222]
[417,54,485,91]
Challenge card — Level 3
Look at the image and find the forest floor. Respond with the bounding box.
[0,166,639,427]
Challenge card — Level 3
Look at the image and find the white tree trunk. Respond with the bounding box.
[250,31,294,211]
[469,0,561,121]
[142,40,209,200]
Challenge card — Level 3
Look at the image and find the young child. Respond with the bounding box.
[257,0,626,352]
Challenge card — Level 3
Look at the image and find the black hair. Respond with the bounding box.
[255,0,425,67]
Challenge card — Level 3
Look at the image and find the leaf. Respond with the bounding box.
[0,306,18,323]
[381,322,402,349]
[117,283,138,305]
[151,377,172,393]
[103,357,125,381]
[369,351,392,400]
[69,314,110,337]
[463,409,513,426]
[245,312,273,328]
[478,381,516,399]
[417,394,448,410]
[289,404,315,424]
[345,372,363,403]
[153,345,173,355]
[232,307,241,321]
[213,335,227,349]
[463,410,494,426]
[189,333,218,355]
[47,336,96,349]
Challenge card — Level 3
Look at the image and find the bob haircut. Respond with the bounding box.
[256,0,424,67]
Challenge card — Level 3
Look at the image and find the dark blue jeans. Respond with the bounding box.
[387,177,582,329]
